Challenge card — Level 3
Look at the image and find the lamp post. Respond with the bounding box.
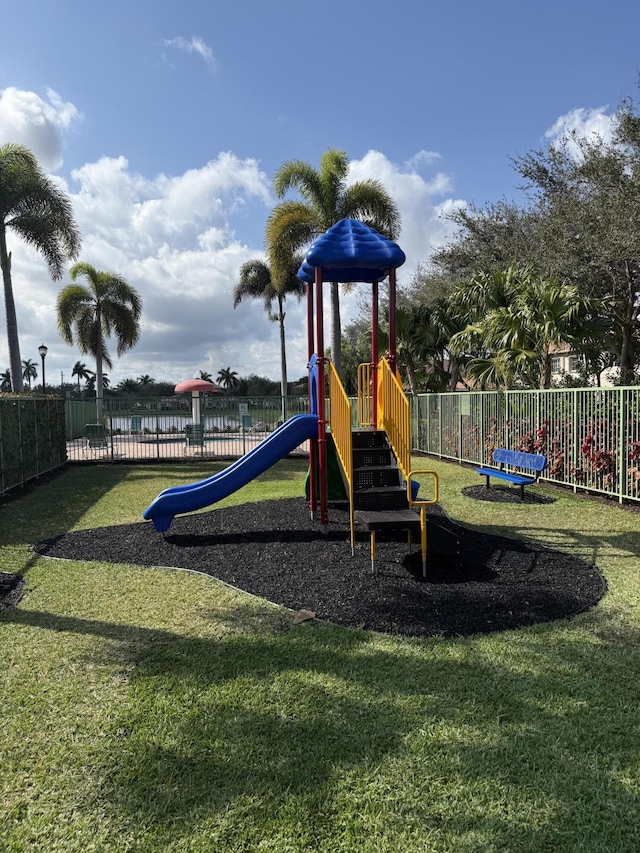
[38,344,48,393]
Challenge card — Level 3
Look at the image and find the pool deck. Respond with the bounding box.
[67,431,310,462]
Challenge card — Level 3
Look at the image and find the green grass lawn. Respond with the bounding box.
[1,458,640,852]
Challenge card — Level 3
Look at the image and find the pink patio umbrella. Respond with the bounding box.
[174,378,221,427]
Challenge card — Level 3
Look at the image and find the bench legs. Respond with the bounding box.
[483,473,526,500]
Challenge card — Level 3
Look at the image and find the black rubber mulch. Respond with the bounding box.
[461,484,556,504]
[30,497,606,638]
[0,572,25,612]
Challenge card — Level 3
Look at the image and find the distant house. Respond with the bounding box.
[549,343,616,387]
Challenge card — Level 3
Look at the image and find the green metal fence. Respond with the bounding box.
[412,386,640,504]
[2,388,639,504]
[0,397,67,494]
[65,395,311,461]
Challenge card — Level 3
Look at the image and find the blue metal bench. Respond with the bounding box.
[476,448,547,500]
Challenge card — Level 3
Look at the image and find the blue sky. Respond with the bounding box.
[1,0,639,388]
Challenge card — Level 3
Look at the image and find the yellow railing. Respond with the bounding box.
[378,357,410,481]
[357,362,372,426]
[328,362,355,549]
[407,469,439,578]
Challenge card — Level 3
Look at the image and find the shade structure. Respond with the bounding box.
[174,379,221,427]
[174,379,219,394]
[297,217,406,283]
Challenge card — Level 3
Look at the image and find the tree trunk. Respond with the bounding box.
[618,262,638,386]
[618,321,636,385]
[540,351,552,389]
[405,362,418,396]
[0,227,23,392]
[95,306,104,423]
[330,282,342,376]
[278,298,287,423]
[447,355,462,392]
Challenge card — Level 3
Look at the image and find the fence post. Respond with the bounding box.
[618,387,625,504]
[572,389,579,494]
[480,393,485,464]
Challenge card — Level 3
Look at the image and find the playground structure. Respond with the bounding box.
[144,218,438,574]
[300,218,438,574]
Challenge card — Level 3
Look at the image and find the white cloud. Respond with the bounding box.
[404,150,441,172]
[0,87,81,171]
[0,94,463,388]
[347,149,460,282]
[544,106,614,157]
[163,36,217,69]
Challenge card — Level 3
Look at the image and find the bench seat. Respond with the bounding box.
[475,467,534,486]
[476,448,547,500]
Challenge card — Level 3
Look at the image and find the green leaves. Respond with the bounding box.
[448,267,610,389]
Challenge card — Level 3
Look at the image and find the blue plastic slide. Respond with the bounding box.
[143,413,318,532]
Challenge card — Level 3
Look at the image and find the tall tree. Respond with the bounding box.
[22,358,37,390]
[432,201,544,280]
[233,255,306,418]
[71,360,92,393]
[85,371,108,392]
[116,378,139,393]
[448,267,609,389]
[433,99,640,385]
[216,366,240,392]
[510,108,640,384]
[0,144,80,391]
[57,262,142,422]
[266,148,400,376]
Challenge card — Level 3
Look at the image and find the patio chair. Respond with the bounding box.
[84,423,108,457]
[184,423,205,454]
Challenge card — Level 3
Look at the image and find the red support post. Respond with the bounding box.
[306,280,317,518]
[371,280,379,429]
[315,267,328,532]
[388,268,397,375]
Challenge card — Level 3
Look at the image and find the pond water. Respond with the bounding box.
[108,414,243,433]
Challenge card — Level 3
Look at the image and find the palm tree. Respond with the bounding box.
[234,256,305,417]
[1,368,11,391]
[449,267,610,389]
[22,358,37,390]
[0,144,80,391]
[198,370,213,382]
[137,374,155,387]
[266,148,400,376]
[57,262,142,422]
[216,366,240,392]
[117,378,139,394]
[85,371,109,392]
[71,360,92,394]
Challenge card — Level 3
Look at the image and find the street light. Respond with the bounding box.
[38,344,48,393]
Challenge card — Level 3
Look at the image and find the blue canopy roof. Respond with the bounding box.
[297,218,405,284]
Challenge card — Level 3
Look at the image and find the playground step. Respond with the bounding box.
[354,508,421,531]
[353,485,410,511]
[352,446,393,468]
[353,464,402,490]
[354,513,460,558]
[351,429,388,449]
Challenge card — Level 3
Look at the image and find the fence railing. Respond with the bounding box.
[0,397,67,494]
[412,386,640,504]
[8,386,632,506]
[65,395,312,462]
